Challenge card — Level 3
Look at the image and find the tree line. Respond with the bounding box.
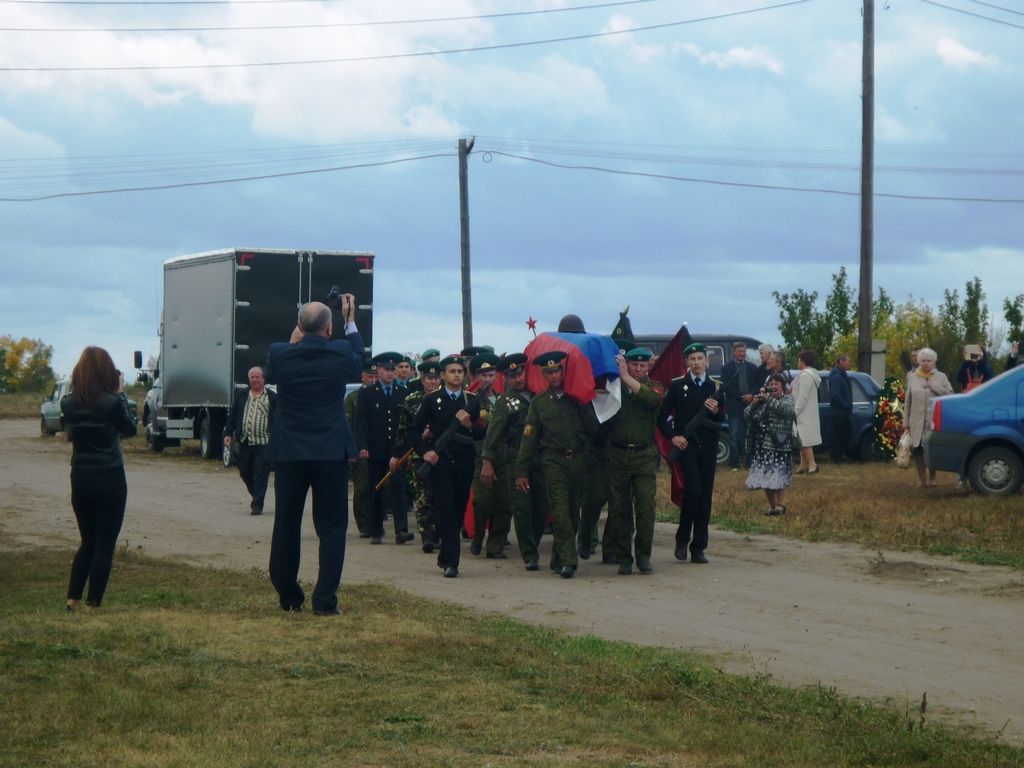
[773,268,1022,380]
[0,336,57,394]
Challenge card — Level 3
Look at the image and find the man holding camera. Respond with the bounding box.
[263,298,364,615]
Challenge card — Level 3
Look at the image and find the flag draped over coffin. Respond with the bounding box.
[523,332,623,422]
[649,324,694,508]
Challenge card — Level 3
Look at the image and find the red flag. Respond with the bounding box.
[650,324,694,508]
[522,334,598,403]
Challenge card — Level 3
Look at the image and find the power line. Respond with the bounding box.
[2,0,667,33]
[0,152,455,201]
[0,1,812,71]
[481,150,1024,203]
[916,0,1024,29]
[966,0,1024,17]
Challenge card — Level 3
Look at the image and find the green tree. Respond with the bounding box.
[772,266,861,366]
[0,349,14,394]
[1004,295,1023,346]
[0,336,57,393]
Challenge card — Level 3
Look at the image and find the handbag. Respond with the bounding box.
[791,422,802,451]
[895,432,912,469]
[772,429,791,449]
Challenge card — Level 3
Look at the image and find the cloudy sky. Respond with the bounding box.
[1,0,1021,376]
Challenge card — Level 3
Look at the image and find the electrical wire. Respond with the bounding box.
[2,0,667,33]
[481,150,1024,203]
[916,0,1024,29]
[965,0,1024,17]
[0,1,812,71]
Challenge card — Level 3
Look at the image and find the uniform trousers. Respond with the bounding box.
[350,457,369,534]
[472,453,512,557]
[367,458,410,538]
[727,413,750,470]
[676,444,718,555]
[269,460,348,613]
[509,447,547,563]
[604,445,657,566]
[411,459,438,545]
[237,441,270,512]
[578,447,607,551]
[542,451,587,569]
[430,452,475,571]
[68,466,128,607]
[831,413,852,463]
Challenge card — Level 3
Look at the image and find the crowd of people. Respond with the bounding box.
[59,305,1018,613]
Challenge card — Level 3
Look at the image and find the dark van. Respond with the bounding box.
[632,334,762,380]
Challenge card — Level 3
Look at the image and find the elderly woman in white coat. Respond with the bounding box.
[903,347,953,487]
[792,350,822,474]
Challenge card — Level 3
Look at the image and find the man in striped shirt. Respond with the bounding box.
[224,366,277,515]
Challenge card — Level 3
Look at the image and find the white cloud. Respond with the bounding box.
[677,43,784,75]
[936,38,1000,71]
[0,117,65,159]
[600,15,666,62]
[875,106,946,144]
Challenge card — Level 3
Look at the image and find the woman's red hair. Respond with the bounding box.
[71,346,119,411]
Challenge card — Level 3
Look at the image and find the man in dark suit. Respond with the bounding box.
[353,351,414,545]
[720,342,759,471]
[410,355,484,578]
[222,366,278,515]
[658,343,725,564]
[263,298,364,615]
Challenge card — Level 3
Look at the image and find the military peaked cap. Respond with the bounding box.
[421,348,441,359]
[362,362,377,373]
[417,360,442,376]
[532,350,568,370]
[497,353,529,373]
[469,353,500,374]
[460,345,489,357]
[371,351,404,367]
[439,355,467,372]
[625,347,654,362]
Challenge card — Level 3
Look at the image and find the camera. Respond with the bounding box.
[963,344,983,362]
[326,285,344,310]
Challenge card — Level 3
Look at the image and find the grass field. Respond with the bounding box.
[2,543,1022,767]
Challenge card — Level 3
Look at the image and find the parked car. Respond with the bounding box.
[715,369,881,466]
[923,365,1024,495]
[40,379,139,437]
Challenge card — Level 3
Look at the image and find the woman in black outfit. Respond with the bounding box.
[62,346,137,611]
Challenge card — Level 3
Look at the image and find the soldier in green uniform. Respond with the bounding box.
[393,360,442,551]
[481,353,546,570]
[516,350,598,578]
[345,362,377,537]
[468,353,511,557]
[406,349,440,394]
[604,348,665,574]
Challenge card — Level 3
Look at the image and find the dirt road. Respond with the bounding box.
[2,418,1022,743]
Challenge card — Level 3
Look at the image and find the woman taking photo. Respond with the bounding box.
[61,346,137,611]
[744,374,796,516]
[792,350,822,474]
[903,347,953,487]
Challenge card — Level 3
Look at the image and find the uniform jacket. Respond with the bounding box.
[720,359,760,418]
[481,388,534,465]
[223,387,277,442]
[828,366,853,414]
[605,377,664,449]
[393,389,426,459]
[263,331,364,464]
[354,381,408,460]
[409,387,484,463]
[657,373,725,452]
[516,388,599,478]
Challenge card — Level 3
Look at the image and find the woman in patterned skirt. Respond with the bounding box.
[744,373,796,516]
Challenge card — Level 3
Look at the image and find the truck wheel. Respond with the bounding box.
[146,411,165,453]
[717,433,731,466]
[968,447,1024,496]
[199,415,216,460]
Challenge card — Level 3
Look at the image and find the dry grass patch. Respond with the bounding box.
[2,542,1022,767]
[657,461,1024,569]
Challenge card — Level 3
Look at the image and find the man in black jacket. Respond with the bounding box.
[354,351,415,545]
[828,354,854,464]
[223,366,277,515]
[720,342,759,471]
[657,343,725,564]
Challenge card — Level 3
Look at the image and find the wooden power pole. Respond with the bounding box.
[858,0,875,375]
[459,137,475,349]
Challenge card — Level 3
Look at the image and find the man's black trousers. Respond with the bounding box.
[831,413,852,463]
[269,460,349,613]
[367,458,410,538]
[238,441,270,512]
[430,453,475,571]
[676,444,718,555]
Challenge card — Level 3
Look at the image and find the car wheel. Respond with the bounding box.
[40,416,56,437]
[859,432,882,462]
[717,433,731,466]
[967,447,1024,496]
[146,411,165,453]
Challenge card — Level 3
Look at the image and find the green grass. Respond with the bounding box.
[1,544,1021,767]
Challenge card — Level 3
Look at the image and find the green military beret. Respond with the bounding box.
[625,347,654,362]
[497,353,529,373]
[532,350,568,370]
[439,355,467,372]
[683,342,708,357]
[371,351,403,367]
[422,348,441,360]
[616,339,637,353]
[469,353,500,374]
[460,345,489,357]
[417,360,442,376]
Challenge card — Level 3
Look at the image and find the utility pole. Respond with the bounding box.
[459,137,475,349]
[857,0,875,375]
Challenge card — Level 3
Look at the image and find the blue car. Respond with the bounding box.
[923,366,1024,495]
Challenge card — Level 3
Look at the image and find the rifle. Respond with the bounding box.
[667,366,741,461]
[375,447,415,490]
[416,392,479,481]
